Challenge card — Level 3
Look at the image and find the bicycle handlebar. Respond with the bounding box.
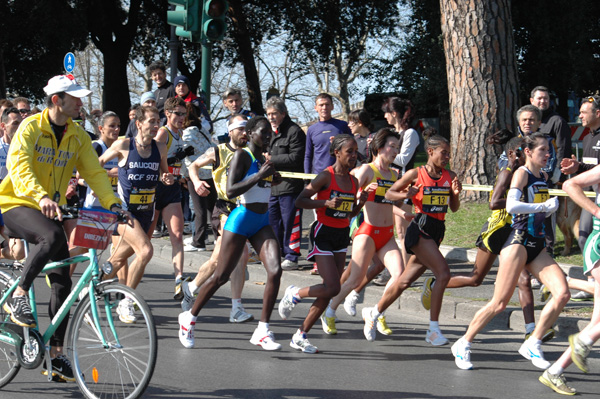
[57,205,127,223]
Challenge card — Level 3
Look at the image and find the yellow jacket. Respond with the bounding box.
[0,108,120,212]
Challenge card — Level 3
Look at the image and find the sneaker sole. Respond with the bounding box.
[425,337,448,346]
[538,375,576,396]
[229,314,254,323]
[42,369,76,382]
[3,303,36,328]
[568,335,589,373]
[290,341,318,354]
[249,339,281,351]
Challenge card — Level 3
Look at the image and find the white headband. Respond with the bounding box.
[228,119,247,133]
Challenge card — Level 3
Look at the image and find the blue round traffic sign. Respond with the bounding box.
[64,52,75,73]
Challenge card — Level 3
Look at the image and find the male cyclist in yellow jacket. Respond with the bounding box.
[0,75,127,382]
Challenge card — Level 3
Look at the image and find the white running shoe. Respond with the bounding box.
[519,339,551,369]
[229,307,254,323]
[344,291,359,317]
[116,298,137,324]
[180,280,196,312]
[249,328,282,351]
[290,331,318,354]
[178,311,196,349]
[278,285,300,320]
[362,307,377,342]
[425,329,449,346]
[184,237,193,245]
[451,339,473,370]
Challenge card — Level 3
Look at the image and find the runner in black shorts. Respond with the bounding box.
[278,134,368,353]
[99,106,173,323]
[452,132,570,371]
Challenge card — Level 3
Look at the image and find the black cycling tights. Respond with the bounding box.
[3,206,72,347]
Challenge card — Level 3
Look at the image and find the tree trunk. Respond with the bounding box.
[102,51,131,124]
[440,0,520,201]
[88,0,142,124]
[229,0,264,116]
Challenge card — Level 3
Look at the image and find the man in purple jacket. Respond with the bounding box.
[304,93,351,175]
[303,93,351,274]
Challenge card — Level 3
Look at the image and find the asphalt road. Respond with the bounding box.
[1,254,597,399]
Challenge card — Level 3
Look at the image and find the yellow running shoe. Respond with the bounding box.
[421,277,435,310]
[540,284,551,302]
[377,315,392,335]
[320,314,337,335]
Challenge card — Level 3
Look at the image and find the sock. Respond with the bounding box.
[370,304,381,319]
[429,321,440,331]
[565,276,571,282]
[258,321,269,332]
[461,336,472,347]
[547,364,564,376]
[579,333,594,346]
[325,305,336,318]
[188,314,197,323]
[296,329,305,337]
[351,290,359,297]
[175,275,183,283]
[188,281,198,295]
[527,336,542,346]
[525,322,536,334]
[232,298,242,311]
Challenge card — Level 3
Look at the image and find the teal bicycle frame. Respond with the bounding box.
[0,249,118,349]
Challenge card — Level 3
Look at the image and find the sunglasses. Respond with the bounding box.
[586,96,600,107]
[169,111,185,117]
[18,109,30,114]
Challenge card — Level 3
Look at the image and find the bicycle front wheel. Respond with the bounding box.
[68,284,157,399]
[0,270,19,388]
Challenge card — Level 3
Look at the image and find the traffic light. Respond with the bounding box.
[202,0,228,42]
[167,0,202,42]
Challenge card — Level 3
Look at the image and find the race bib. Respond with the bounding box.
[421,186,449,213]
[374,178,394,204]
[325,190,354,219]
[169,162,182,176]
[130,187,156,211]
[531,185,549,203]
[258,174,273,188]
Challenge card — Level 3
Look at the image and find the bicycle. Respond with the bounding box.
[0,206,157,399]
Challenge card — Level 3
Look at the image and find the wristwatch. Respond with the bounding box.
[110,203,122,211]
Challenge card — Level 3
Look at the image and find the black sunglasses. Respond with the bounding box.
[169,111,185,117]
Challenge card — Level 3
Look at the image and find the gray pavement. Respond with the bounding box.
[2,237,597,398]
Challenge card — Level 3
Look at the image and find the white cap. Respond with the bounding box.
[43,75,91,98]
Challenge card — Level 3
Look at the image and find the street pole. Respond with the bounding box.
[201,40,212,112]
[169,25,179,82]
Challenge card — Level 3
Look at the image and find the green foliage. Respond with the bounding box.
[511,0,600,112]
[363,1,448,113]
[1,0,88,100]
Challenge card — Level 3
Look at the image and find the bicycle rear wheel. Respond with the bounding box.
[68,284,156,399]
[0,270,20,388]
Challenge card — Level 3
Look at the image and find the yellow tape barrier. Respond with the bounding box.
[202,168,596,198]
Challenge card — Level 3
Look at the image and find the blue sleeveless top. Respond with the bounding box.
[510,166,549,237]
[118,139,161,212]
